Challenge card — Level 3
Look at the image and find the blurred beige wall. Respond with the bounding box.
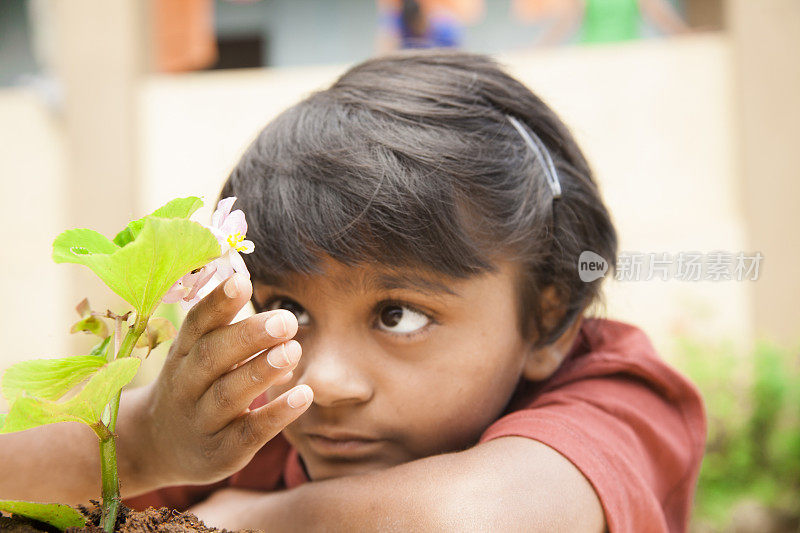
[727,0,800,346]
[0,90,71,382]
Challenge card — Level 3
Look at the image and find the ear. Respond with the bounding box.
[521,286,585,382]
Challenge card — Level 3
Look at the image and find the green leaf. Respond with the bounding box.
[0,500,86,530]
[112,196,204,247]
[0,413,5,430]
[150,196,204,219]
[2,356,108,403]
[112,219,145,248]
[53,217,220,317]
[0,358,140,434]
[70,315,109,337]
[52,229,119,258]
[70,298,108,337]
[90,336,112,358]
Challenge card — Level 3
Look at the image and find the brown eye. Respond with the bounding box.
[266,298,310,326]
[381,306,403,327]
[378,304,430,334]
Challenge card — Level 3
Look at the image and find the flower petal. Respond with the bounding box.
[198,277,220,299]
[238,240,255,254]
[214,254,234,281]
[162,282,185,304]
[229,250,250,279]
[212,197,237,228]
[196,264,218,287]
[206,224,227,243]
[205,225,232,255]
[184,264,218,302]
[220,210,247,237]
[181,270,202,286]
[179,297,199,312]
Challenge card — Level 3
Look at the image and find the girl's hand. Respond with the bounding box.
[137,274,312,487]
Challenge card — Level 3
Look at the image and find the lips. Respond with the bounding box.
[304,427,384,458]
[307,435,383,458]
[306,428,380,442]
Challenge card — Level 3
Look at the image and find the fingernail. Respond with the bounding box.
[224,275,242,299]
[265,313,288,338]
[287,386,311,408]
[267,341,300,369]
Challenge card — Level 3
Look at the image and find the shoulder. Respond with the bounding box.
[550,317,705,410]
[476,318,706,533]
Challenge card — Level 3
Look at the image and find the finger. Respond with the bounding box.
[170,274,253,359]
[182,309,298,398]
[222,384,313,454]
[197,340,302,432]
[274,370,294,385]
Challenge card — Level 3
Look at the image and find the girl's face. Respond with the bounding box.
[255,255,530,481]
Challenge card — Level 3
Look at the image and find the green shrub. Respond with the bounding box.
[674,337,800,529]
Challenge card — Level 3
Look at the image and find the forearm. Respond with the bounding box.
[208,438,603,532]
[0,385,159,504]
[258,473,450,532]
[0,416,101,504]
[212,454,458,532]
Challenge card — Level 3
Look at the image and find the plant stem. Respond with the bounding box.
[99,313,148,532]
[99,435,121,532]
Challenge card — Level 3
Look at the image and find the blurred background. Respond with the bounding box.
[0,1,798,531]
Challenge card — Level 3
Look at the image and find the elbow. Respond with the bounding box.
[437,484,606,533]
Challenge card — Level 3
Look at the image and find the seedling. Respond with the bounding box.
[0,196,253,531]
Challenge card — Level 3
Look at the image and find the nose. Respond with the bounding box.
[294,337,374,408]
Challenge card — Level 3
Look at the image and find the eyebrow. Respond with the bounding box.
[366,271,460,297]
[258,270,461,298]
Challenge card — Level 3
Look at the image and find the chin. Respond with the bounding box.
[302,454,390,481]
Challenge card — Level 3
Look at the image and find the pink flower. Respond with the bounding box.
[162,264,218,311]
[161,197,255,310]
[207,197,255,280]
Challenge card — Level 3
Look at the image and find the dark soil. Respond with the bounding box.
[0,500,263,533]
[0,513,62,533]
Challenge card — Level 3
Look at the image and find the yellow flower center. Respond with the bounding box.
[227,232,248,252]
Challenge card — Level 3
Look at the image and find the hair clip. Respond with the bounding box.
[506,114,562,199]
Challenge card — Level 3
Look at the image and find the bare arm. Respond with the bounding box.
[191,436,606,532]
[0,385,157,505]
[0,276,309,506]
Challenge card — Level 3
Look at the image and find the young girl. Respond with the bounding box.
[0,50,705,532]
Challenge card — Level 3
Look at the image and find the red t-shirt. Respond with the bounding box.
[124,318,706,532]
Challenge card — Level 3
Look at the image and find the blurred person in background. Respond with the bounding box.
[511,0,690,47]
[153,0,261,72]
[153,0,218,72]
[376,0,484,52]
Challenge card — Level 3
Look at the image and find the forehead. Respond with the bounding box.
[256,257,462,299]
[252,255,525,305]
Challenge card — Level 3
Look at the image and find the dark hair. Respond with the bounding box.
[221,49,617,348]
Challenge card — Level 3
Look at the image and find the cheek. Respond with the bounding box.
[428,318,525,390]
[398,329,525,454]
